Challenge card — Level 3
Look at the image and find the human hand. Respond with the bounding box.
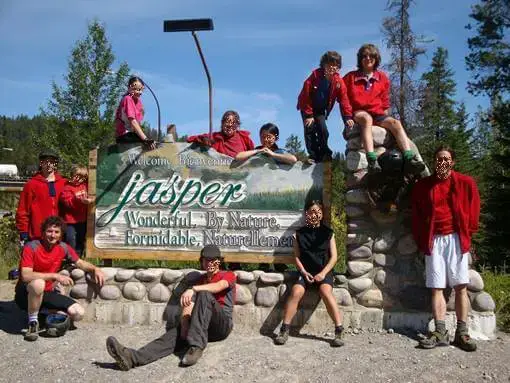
[302,271,314,284]
[260,147,274,157]
[314,273,325,282]
[55,274,74,286]
[180,288,195,307]
[304,118,314,128]
[93,268,105,287]
[345,119,355,128]
[143,138,157,150]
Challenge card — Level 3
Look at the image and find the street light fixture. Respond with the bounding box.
[164,18,214,138]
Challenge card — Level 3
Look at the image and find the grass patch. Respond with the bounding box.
[481,270,510,332]
[233,187,322,211]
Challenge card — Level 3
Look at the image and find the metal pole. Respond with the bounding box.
[192,31,213,139]
[142,81,161,142]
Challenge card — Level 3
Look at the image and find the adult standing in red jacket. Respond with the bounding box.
[16,150,67,242]
[297,51,354,163]
[411,146,480,352]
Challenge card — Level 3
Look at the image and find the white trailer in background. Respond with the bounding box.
[0,164,19,178]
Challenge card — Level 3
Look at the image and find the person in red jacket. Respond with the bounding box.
[16,150,67,242]
[343,44,425,175]
[187,110,255,157]
[60,165,93,257]
[411,145,480,352]
[297,51,354,163]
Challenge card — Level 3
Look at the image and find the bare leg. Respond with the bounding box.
[354,111,374,153]
[319,284,342,326]
[379,117,411,152]
[282,284,305,325]
[67,303,85,322]
[27,279,45,314]
[431,288,447,321]
[454,284,468,323]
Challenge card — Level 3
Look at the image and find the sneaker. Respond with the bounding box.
[418,331,449,349]
[106,336,134,371]
[403,155,425,175]
[24,321,39,342]
[367,158,382,174]
[453,331,477,352]
[331,329,345,347]
[274,329,289,345]
[181,346,204,366]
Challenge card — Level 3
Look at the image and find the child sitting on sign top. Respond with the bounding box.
[274,200,345,347]
[343,44,425,175]
[297,51,354,163]
[187,110,255,157]
[115,76,156,150]
[235,123,297,165]
[59,165,94,257]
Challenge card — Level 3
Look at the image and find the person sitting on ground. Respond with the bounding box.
[343,44,425,175]
[187,110,255,158]
[59,165,94,257]
[297,50,354,163]
[274,200,345,347]
[15,216,105,341]
[235,123,297,165]
[105,244,236,370]
[115,76,156,150]
[16,150,67,243]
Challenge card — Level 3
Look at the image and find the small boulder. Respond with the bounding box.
[259,272,284,286]
[467,269,484,292]
[148,283,171,303]
[135,269,163,283]
[255,286,278,307]
[235,284,252,305]
[234,270,255,284]
[347,261,374,277]
[161,270,184,285]
[348,277,372,294]
[471,292,496,312]
[99,285,121,300]
[357,288,383,308]
[115,269,135,282]
[123,282,147,301]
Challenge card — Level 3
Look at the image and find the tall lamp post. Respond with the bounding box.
[164,18,214,139]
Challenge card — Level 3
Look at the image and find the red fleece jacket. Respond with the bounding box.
[60,182,88,224]
[411,171,480,255]
[187,130,255,157]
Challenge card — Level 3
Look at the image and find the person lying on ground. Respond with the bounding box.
[105,244,236,370]
[15,216,105,341]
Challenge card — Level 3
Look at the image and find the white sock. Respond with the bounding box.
[28,312,39,323]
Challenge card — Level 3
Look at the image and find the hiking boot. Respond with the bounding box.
[453,331,477,352]
[106,336,134,371]
[181,346,204,366]
[331,329,345,347]
[274,329,289,345]
[404,155,425,175]
[367,158,382,174]
[418,331,449,349]
[24,321,39,342]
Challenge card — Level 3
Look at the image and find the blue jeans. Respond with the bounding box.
[65,222,87,257]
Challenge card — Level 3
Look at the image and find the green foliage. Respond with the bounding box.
[331,152,347,271]
[481,270,510,332]
[233,189,321,211]
[284,134,307,161]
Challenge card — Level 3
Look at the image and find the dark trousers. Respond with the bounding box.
[116,132,143,144]
[131,291,233,367]
[65,222,87,257]
[303,115,332,162]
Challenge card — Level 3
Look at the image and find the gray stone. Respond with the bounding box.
[259,272,284,285]
[346,189,370,204]
[279,284,288,299]
[334,274,348,286]
[101,267,118,281]
[374,269,386,287]
[70,269,84,280]
[235,284,252,305]
[161,270,184,285]
[372,126,389,147]
[123,282,147,301]
[59,269,70,277]
[135,269,164,282]
[70,284,95,300]
[347,219,374,234]
[252,270,265,281]
[348,277,372,294]
[148,283,171,303]
[468,269,484,292]
[347,245,372,260]
[346,233,373,246]
[344,124,360,139]
[374,231,397,252]
[99,285,121,300]
[370,210,398,225]
[347,136,362,151]
[471,292,496,312]
[347,261,374,277]
[345,205,365,218]
[374,253,396,267]
[235,270,255,284]
[375,146,386,157]
[255,286,278,307]
[115,269,135,282]
[346,170,368,189]
[346,150,368,172]
[357,288,383,308]
[397,234,418,255]
[333,287,353,306]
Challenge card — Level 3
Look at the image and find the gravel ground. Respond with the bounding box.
[1,282,509,383]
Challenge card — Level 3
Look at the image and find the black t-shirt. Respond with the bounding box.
[295,224,333,275]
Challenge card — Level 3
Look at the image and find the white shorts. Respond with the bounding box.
[425,233,469,288]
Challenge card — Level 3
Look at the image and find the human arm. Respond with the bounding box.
[297,72,315,124]
[180,277,232,307]
[235,148,263,161]
[265,148,297,165]
[21,267,74,286]
[294,235,314,283]
[381,73,391,112]
[336,78,353,126]
[315,234,337,282]
[75,259,105,286]
[15,183,31,239]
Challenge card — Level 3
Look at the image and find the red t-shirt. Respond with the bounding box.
[198,271,236,317]
[343,70,391,117]
[19,241,79,291]
[115,94,144,137]
[432,177,455,235]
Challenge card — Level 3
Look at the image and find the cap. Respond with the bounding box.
[200,244,223,260]
[39,149,60,162]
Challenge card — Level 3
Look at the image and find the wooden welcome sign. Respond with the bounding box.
[86,143,330,263]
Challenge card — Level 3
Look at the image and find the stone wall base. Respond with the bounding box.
[79,300,496,340]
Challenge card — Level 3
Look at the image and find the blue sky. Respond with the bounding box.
[0,0,486,153]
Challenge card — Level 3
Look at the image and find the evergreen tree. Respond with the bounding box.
[445,103,475,175]
[382,0,426,133]
[284,134,307,161]
[466,0,510,266]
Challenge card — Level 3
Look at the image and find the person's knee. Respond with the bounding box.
[289,286,305,301]
[454,284,468,295]
[67,303,85,321]
[354,111,372,125]
[195,290,214,302]
[318,284,333,298]
[431,288,444,297]
[27,279,45,296]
